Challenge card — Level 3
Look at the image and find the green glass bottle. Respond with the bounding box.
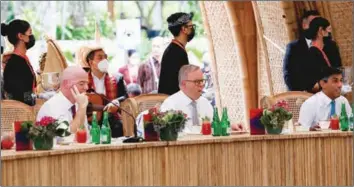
[100,112,111,144]
[349,104,354,131]
[212,107,221,136]
[339,103,349,131]
[90,111,101,144]
[221,107,231,136]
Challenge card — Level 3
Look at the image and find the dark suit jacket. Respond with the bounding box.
[283,37,342,91]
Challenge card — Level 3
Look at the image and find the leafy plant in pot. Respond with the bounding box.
[260,100,293,134]
[28,116,71,150]
[152,110,188,141]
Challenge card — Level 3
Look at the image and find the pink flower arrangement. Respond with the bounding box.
[36,116,56,127]
[270,100,289,112]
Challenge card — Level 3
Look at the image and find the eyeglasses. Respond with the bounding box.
[184,24,196,29]
[185,79,206,85]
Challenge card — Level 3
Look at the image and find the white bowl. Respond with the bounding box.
[318,121,331,129]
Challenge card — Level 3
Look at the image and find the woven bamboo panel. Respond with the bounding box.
[254,2,289,94]
[2,132,352,186]
[327,1,353,67]
[202,1,247,125]
[257,35,272,102]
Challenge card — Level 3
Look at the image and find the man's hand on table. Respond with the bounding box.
[309,125,321,131]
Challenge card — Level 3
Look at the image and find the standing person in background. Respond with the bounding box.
[1,20,37,106]
[137,36,164,94]
[118,49,140,85]
[158,12,196,95]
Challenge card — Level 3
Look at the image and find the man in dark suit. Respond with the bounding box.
[283,10,342,92]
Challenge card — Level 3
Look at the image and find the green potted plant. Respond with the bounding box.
[152,110,188,141]
[28,116,71,150]
[260,100,293,134]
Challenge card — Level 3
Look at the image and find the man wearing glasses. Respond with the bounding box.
[158,12,196,95]
[160,65,213,134]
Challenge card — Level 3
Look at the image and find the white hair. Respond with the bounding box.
[178,64,200,85]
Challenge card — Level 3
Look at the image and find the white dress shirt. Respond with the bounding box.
[298,91,352,129]
[92,73,106,95]
[160,91,213,134]
[37,91,89,143]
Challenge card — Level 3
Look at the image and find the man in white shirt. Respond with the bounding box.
[298,67,352,131]
[37,66,89,135]
[160,64,213,134]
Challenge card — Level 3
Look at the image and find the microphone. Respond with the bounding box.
[87,89,143,143]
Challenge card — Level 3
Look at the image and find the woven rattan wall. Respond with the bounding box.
[253,1,289,95]
[200,1,248,125]
[327,1,353,67]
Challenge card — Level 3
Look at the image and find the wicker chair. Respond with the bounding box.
[344,91,352,105]
[33,98,47,118]
[1,100,35,133]
[120,94,169,136]
[260,91,313,124]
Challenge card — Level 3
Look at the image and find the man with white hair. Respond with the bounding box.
[160,64,213,134]
[137,36,164,94]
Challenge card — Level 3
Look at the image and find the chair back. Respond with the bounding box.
[120,94,169,136]
[1,100,35,133]
[260,91,313,124]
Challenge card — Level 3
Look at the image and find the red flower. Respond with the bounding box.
[38,116,56,127]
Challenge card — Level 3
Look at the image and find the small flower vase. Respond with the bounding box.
[159,126,178,141]
[33,136,54,150]
[265,123,284,135]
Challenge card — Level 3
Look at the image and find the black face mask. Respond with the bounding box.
[323,32,332,43]
[187,28,195,42]
[25,35,36,49]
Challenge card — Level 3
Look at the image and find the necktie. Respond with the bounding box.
[329,100,336,119]
[71,105,76,118]
[191,101,199,126]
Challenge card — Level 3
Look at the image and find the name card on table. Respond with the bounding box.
[250,108,265,135]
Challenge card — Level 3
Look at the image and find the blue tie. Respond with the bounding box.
[329,100,336,118]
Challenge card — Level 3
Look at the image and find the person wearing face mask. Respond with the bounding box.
[1,20,37,106]
[118,49,140,85]
[80,46,126,137]
[158,12,196,95]
[137,36,164,94]
[283,10,342,92]
[305,17,341,93]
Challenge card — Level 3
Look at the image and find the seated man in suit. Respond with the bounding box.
[37,66,89,142]
[298,67,352,131]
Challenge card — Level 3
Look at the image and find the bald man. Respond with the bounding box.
[137,36,164,94]
[37,66,89,134]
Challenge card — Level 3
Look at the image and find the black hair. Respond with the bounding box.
[317,67,343,90]
[127,49,136,58]
[167,12,192,37]
[305,17,330,40]
[301,10,320,22]
[86,49,103,64]
[1,19,31,46]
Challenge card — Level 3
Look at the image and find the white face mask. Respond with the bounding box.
[97,59,109,73]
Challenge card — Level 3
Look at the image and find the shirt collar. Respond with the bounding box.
[91,72,106,81]
[57,91,75,110]
[305,38,312,48]
[318,91,334,106]
[178,91,200,106]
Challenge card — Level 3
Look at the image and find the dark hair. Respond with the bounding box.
[127,49,136,58]
[305,17,330,40]
[86,49,103,64]
[167,12,191,37]
[320,67,343,81]
[301,10,320,22]
[126,83,142,97]
[1,19,31,46]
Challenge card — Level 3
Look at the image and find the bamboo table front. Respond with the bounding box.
[1,131,352,186]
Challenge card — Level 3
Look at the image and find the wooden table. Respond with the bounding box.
[1,131,353,186]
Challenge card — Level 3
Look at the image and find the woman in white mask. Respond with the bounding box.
[118,49,141,85]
